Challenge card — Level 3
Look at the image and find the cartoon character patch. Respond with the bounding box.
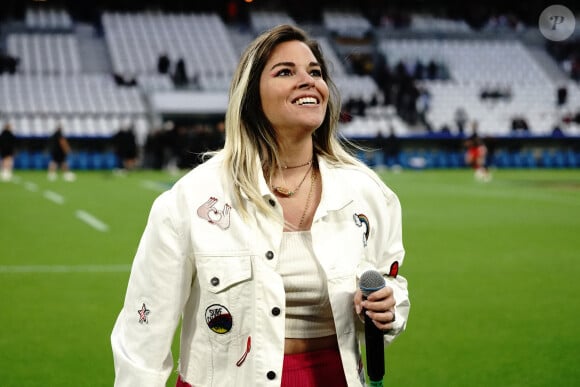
[197,197,231,230]
[353,213,370,246]
[205,304,233,334]
[138,303,150,324]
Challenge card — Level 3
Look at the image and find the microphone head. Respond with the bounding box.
[359,270,386,297]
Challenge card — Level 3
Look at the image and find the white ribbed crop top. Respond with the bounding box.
[276,231,336,338]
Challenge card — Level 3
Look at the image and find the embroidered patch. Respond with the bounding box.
[205,304,233,334]
[176,375,192,387]
[388,261,399,278]
[353,213,370,246]
[197,197,231,230]
[138,303,150,324]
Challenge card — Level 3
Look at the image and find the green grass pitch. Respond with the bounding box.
[1,168,579,386]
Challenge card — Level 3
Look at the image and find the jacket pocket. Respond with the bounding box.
[316,202,366,279]
[198,254,252,293]
[196,254,253,344]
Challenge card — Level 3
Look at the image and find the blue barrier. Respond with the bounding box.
[14,151,120,170]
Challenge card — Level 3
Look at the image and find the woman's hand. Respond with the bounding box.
[354,286,396,331]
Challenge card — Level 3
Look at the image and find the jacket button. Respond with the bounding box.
[210,277,219,286]
[271,307,280,316]
[268,198,276,207]
[265,250,274,260]
[266,371,276,380]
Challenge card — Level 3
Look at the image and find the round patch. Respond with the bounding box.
[538,5,575,42]
[205,304,233,334]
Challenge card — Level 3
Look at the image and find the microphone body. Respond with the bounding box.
[359,270,386,386]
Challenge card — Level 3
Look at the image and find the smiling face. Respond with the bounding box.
[259,40,329,138]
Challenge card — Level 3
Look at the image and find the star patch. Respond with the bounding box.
[138,303,150,324]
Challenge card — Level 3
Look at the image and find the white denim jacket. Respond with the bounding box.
[111,153,410,387]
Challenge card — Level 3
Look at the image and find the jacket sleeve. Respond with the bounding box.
[358,186,410,346]
[111,190,194,387]
[379,192,409,344]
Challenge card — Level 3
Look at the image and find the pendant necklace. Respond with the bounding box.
[298,169,317,229]
[272,162,313,197]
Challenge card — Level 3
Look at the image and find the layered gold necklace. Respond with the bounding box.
[271,159,313,197]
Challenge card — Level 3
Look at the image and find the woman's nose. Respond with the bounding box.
[297,71,315,88]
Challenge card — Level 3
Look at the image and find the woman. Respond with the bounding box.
[112,24,409,387]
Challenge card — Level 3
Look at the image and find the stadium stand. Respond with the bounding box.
[322,9,373,38]
[250,11,297,33]
[0,1,578,170]
[24,7,73,30]
[102,12,238,80]
[7,33,82,74]
[374,38,573,136]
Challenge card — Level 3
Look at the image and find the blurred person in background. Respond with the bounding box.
[465,133,491,182]
[454,106,468,135]
[47,125,75,181]
[157,52,171,74]
[0,122,16,181]
[113,122,138,174]
[111,25,409,387]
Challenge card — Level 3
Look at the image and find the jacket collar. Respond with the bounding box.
[316,156,354,213]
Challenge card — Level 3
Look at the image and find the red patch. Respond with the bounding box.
[388,261,399,278]
[176,375,192,387]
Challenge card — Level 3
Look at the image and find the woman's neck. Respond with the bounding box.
[277,137,314,168]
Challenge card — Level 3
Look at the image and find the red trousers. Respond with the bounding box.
[281,348,348,387]
[176,348,348,387]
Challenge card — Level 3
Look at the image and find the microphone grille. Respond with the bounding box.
[360,270,385,294]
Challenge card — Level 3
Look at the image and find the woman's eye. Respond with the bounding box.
[275,69,292,76]
[310,69,323,77]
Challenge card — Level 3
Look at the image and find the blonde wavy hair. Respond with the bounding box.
[221,24,362,220]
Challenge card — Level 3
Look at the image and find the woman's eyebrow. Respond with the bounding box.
[270,61,321,71]
[270,61,295,70]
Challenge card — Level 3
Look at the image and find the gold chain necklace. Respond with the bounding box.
[282,159,312,169]
[272,162,313,197]
[298,168,317,229]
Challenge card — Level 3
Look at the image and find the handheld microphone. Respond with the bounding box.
[359,270,386,387]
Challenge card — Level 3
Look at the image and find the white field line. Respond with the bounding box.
[20,181,112,233]
[0,264,131,273]
[24,181,38,192]
[43,190,64,204]
[76,210,109,232]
